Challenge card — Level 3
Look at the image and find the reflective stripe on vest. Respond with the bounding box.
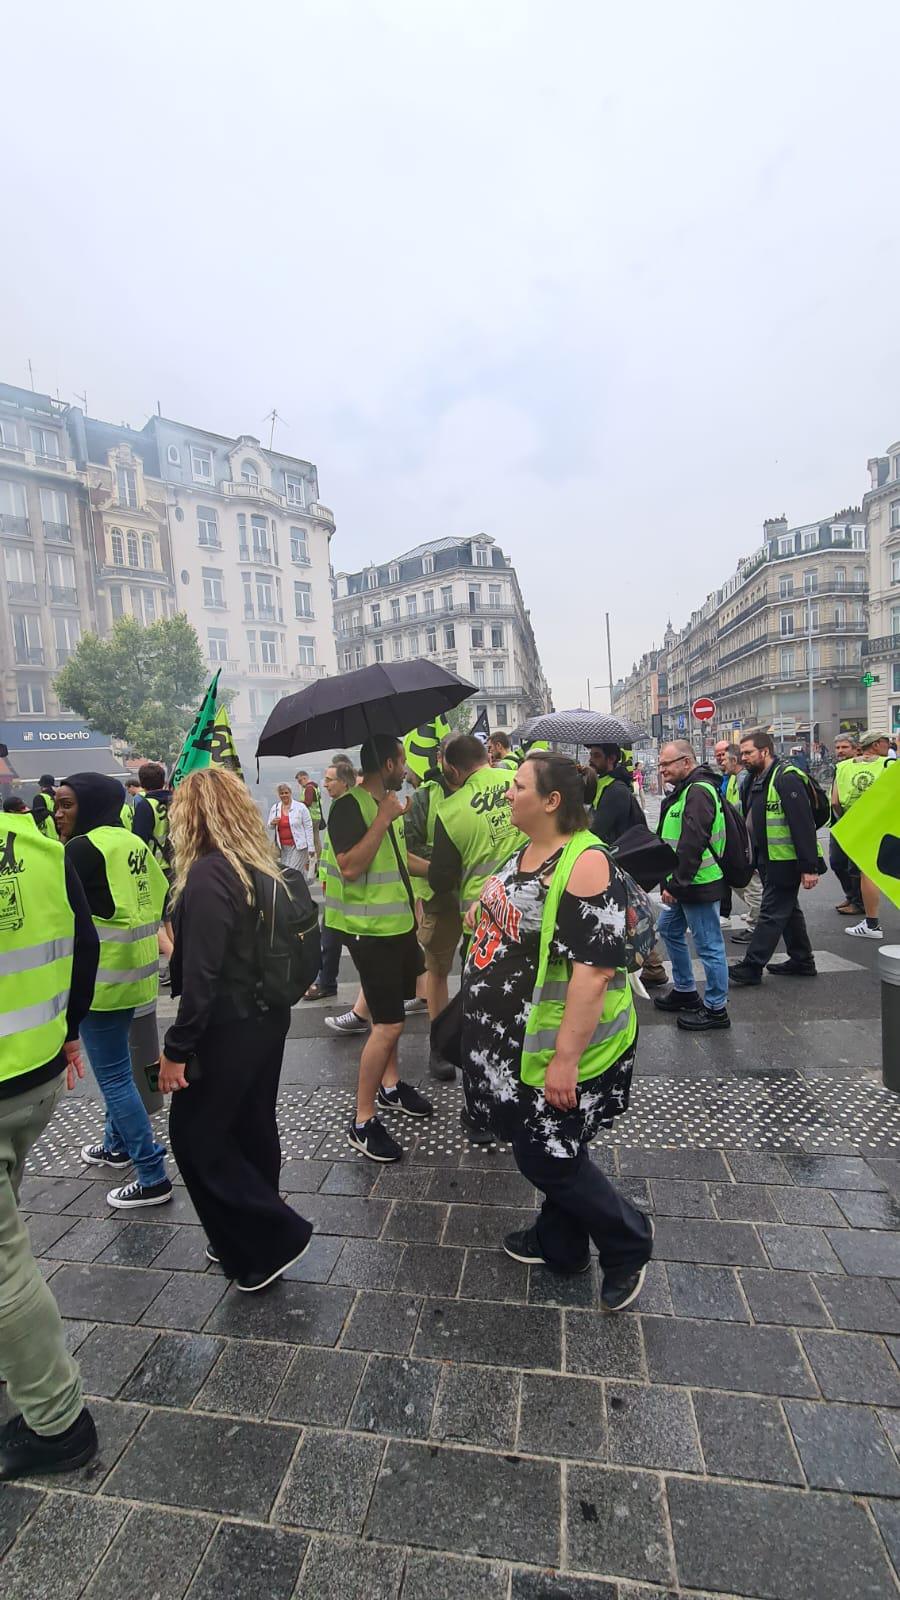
[439,765,527,909]
[83,826,167,1010]
[520,831,637,1089]
[120,802,134,831]
[0,814,74,1080]
[323,789,415,937]
[764,763,818,861]
[660,780,725,884]
[306,784,322,823]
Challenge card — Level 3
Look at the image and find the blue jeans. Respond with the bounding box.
[316,925,342,993]
[657,900,729,1011]
[80,1009,167,1188]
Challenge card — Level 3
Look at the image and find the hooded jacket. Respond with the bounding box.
[61,772,127,920]
[657,763,725,904]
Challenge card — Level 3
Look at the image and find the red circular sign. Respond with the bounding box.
[692,697,716,722]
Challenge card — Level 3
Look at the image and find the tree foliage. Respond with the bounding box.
[55,614,206,763]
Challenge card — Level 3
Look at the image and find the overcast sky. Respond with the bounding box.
[4,0,899,709]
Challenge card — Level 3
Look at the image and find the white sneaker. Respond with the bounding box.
[325,1009,370,1035]
[403,997,428,1014]
[844,920,883,939]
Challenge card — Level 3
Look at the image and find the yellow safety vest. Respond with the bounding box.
[0,814,74,1081]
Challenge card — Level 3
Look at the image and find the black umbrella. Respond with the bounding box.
[519,710,645,747]
[255,661,476,759]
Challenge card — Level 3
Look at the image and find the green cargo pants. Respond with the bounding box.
[0,1072,83,1434]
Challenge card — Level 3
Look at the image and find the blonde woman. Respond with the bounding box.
[157,768,312,1292]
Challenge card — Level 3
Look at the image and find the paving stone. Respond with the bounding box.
[328,1238,404,1289]
[480,1170,536,1207]
[769,1185,847,1226]
[710,1182,780,1222]
[20,1176,92,1213]
[105,1409,298,1518]
[781,1154,886,1190]
[444,1204,536,1248]
[205,1280,353,1345]
[374,1165,435,1199]
[0,1484,43,1558]
[833,1189,900,1230]
[651,1217,766,1267]
[382,1200,447,1242]
[44,1217,125,1262]
[367,1439,559,1564]
[459,1247,530,1303]
[618,1148,729,1181]
[402,1551,509,1600]
[726,1151,791,1183]
[432,1363,520,1449]
[878,1404,900,1454]
[565,1309,645,1378]
[94,1221,174,1267]
[281,1234,343,1283]
[318,1160,381,1196]
[141,1270,228,1331]
[648,1179,714,1218]
[298,1192,391,1238]
[341,1290,422,1353]
[81,1506,211,1600]
[61,1316,95,1353]
[151,1225,214,1273]
[194,1339,294,1416]
[516,1371,605,1458]
[814,1274,900,1334]
[606,1381,702,1471]
[185,1521,308,1600]
[643,1316,816,1396]
[23,1212,79,1254]
[827,1227,900,1278]
[784,1399,900,1495]
[50,1262,171,1324]
[667,1476,896,1600]
[121,1331,221,1406]
[868,1157,900,1197]
[278,1429,384,1533]
[415,1297,561,1370]
[800,1330,900,1404]
[75,1324,158,1398]
[394,1241,465,1296]
[758,1224,844,1274]
[528,1263,599,1309]
[349,1354,440,1438]
[692,1389,803,1485]
[616,1176,652,1209]
[279,1158,331,1192]
[510,1574,617,1600]
[266,1344,365,1426]
[870,1501,900,1575]
[666,1263,749,1321]
[566,1465,671,1583]
[2,1492,127,1600]
[296,1535,404,1600]
[739,1268,830,1327]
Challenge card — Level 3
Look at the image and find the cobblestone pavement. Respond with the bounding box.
[3,882,900,1600]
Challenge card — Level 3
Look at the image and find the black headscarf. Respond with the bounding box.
[61,772,126,836]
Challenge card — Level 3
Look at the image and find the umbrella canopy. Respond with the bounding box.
[519,710,644,748]
[255,661,476,759]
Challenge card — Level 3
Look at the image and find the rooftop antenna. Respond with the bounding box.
[74,390,87,415]
[263,408,288,450]
[27,359,34,391]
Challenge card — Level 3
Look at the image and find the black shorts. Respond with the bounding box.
[346,929,424,1025]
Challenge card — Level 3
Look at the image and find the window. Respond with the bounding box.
[351,610,360,629]
[141,533,154,569]
[802,570,818,593]
[408,632,420,657]
[779,648,795,677]
[491,624,504,649]
[343,651,352,670]
[850,527,865,549]
[298,635,316,666]
[892,551,900,585]
[489,583,502,609]
[247,630,257,666]
[40,487,69,534]
[110,528,124,566]
[109,585,123,620]
[0,478,28,530]
[853,603,865,624]
[893,663,900,693]
[290,527,309,564]
[854,566,866,586]
[389,564,400,585]
[392,636,403,660]
[13,613,43,663]
[492,662,506,687]
[17,681,44,715]
[240,461,259,487]
[834,602,846,626]
[355,649,363,668]
[30,427,59,459]
[801,529,816,551]
[294,580,313,618]
[474,662,486,688]
[285,475,305,507]
[468,585,481,613]
[390,598,401,623]
[251,514,270,561]
[805,644,821,670]
[780,614,794,637]
[891,501,900,531]
[0,418,18,447]
[366,569,379,589]
[406,595,417,618]
[778,575,794,598]
[260,631,277,665]
[338,613,348,635]
[423,553,434,574]
[777,536,794,556]
[441,585,453,611]
[202,567,225,608]
[425,625,437,653]
[495,702,508,724]
[423,590,435,614]
[256,574,275,616]
[836,639,849,667]
[371,603,382,627]
[892,605,900,638]
[5,545,35,590]
[834,566,846,588]
[207,628,229,662]
[471,624,484,649]
[126,530,139,567]
[191,446,213,483]
[142,588,156,624]
[116,465,137,508]
[443,624,455,650]
[198,507,219,547]
[803,603,819,629]
[47,550,76,600]
[54,615,80,662]
[473,544,490,567]
[374,639,384,662]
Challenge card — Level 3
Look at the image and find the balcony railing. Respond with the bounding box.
[7,581,38,602]
[293,663,327,680]
[243,602,285,623]
[862,634,900,659]
[248,660,290,676]
[238,543,276,566]
[49,585,78,606]
[223,482,334,525]
[0,514,30,537]
[202,595,228,611]
[0,445,75,475]
[15,646,45,664]
[208,657,241,673]
[43,521,72,543]
[294,609,315,624]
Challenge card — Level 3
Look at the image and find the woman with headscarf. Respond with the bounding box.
[54,772,171,1209]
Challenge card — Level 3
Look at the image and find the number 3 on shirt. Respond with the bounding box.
[470,916,502,970]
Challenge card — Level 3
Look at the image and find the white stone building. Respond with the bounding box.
[863,440,900,739]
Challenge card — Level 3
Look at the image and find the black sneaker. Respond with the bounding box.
[347,1117,403,1163]
[601,1217,654,1313]
[80,1143,131,1169]
[677,1005,731,1031]
[106,1178,173,1209]
[376,1082,434,1118]
[205,1244,220,1264]
[428,1049,456,1083]
[235,1232,313,1293]
[652,988,702,1013]
[503,1226,590,1274]
[461,1107,496,1148]
[728,963,762,986]
[766,959,817,978]
[0,1407,98,1481]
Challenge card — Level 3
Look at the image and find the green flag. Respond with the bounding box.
[171,671,221,788]
[832,759,900,911]
[403,715,451,783]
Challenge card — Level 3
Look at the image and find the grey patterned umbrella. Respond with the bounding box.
[519,710,644,747]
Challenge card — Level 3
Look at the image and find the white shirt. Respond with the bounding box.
[267,798,314,853]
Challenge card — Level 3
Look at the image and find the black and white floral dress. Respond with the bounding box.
[461,845,637,1158]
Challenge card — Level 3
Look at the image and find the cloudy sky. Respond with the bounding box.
[4,0,898,708]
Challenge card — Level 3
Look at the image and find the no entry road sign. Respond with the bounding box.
[692,697,716,722]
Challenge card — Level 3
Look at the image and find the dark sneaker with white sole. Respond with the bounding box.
[236,1233,313,1293]
[601,1217,654,1313]
[0,1408,98,1481]
[325,1009,370,1035]
[347,1117,403,1163]
[376,1081,434,1118]
[106,1178,173,1209]
[205,1245,220,1264]
[81,1143,131,1169]
[503,1226,590,1274]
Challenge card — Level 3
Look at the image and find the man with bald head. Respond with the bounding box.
[653,740,730,1031]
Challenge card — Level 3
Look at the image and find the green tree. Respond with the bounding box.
[55,614,206,764]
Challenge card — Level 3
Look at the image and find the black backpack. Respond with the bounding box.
[693,781,754,889]
[792,765,831,830]
[249,866,320,1012]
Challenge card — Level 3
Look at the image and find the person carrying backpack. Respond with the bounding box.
[729,728,822,987]
[652,741,732,1031]
[156,768,313,1293]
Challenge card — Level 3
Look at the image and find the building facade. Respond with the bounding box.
[68,415,176,633]
[862,441,900,739]
[332,535,551,732]
[615,512,868,749]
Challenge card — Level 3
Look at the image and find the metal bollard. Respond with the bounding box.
[878,945,900,1093]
